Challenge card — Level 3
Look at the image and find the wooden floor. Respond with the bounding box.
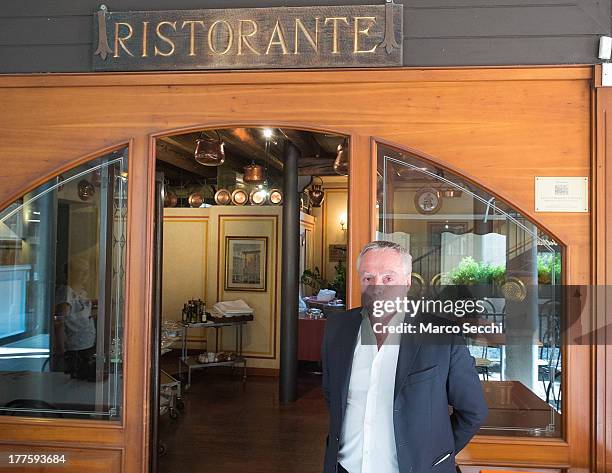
[158,357,327,473]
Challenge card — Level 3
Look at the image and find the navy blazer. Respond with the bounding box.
[321,307,488,473]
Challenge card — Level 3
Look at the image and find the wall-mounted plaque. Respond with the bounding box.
[93,3,403,71]
[535,176,588,212]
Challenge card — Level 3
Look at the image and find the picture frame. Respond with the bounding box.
[224,236,268,292]
[329,244,347,262]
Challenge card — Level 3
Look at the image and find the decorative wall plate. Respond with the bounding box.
[164,190,178,207]
[269,188,283,205]
[414,187,442,214]
[188,192,203,208]
[231,188,248,205]
[214,189,231,205]
[250,188,267,205]
[501,276,527,302]
[409,272,426,298]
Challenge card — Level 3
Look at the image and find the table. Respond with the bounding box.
[179,319,248,390]
[479,380,561,436]
[298,316,326,362]
[303,297,346,315]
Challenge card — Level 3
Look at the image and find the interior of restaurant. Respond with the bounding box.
[152,127,350,471]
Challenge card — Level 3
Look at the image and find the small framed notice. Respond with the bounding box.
[535,176,588,212]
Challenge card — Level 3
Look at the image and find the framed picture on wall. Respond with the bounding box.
[224,236,268,292]
[329,244,347,262]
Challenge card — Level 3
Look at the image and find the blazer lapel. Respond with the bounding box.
[339,307,364,418]
[394,311,421,401]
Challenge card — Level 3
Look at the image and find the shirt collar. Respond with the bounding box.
[359,306,405,346]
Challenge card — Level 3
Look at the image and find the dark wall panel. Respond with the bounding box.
[0,0,609,73]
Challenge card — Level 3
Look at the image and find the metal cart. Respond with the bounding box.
[160,325,184,419]
[179,318,249,390]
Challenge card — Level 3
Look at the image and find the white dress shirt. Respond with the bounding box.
[337,309,404,473]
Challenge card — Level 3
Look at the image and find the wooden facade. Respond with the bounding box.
[0,0,608,72]
[0,65,609,471]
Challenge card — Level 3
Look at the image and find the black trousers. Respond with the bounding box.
[337,463,349,473]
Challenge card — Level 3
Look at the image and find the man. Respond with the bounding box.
[321,240,488,473]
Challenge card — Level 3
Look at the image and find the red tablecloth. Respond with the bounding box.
[298,317,327,361]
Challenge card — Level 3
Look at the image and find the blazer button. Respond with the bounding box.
[335,436,339,442]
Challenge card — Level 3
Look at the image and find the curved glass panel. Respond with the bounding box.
[0,148,128,419]
[376,143,562,437]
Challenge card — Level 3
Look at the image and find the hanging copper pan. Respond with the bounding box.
[244,163,264,184]
[308,176,325,207]
[333,139,349,176]
[194,130,225,166]
[78,180,95,201]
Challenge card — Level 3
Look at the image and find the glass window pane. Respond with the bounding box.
[0,148,128,420]
[376,143,562,437]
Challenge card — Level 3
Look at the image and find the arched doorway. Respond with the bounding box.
[150,125,350,473]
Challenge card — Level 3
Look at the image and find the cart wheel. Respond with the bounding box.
[176,399,185,410]
[170,408,179,419]
[158,443,166,456]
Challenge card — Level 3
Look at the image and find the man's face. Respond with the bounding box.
[359,249,411,317]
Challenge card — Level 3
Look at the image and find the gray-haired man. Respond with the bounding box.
[321,240,488,473]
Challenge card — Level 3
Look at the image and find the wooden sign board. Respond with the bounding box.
[92,3,403,71]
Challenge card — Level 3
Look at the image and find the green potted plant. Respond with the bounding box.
[328,260,347,302]
[537,253,561,284]
[301,261,346,302]
[448,256,506,298]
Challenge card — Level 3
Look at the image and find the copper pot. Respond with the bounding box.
[333,140,349,176]
[244,163,264,184]
[194,130,225,166]
[308,177,325,207]
[78,180,95,201]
